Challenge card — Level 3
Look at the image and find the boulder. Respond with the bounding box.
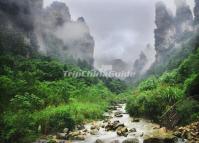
[115,123,125,130]
[132,118,140,122]
[77,125,85,130]
[96,139,104,143]
[129,128,136,133]
[122,138,139,143]
[56,133,67,140]
[110,140,120,143]
[105,120,121,131]
[47,140,57,143]
[90,129,99,135]
[91,124,100,130]
[63,128,69,133]
[143,135,177,143]
[114,111,123,117]
[74,135,85,140]
[67,131,85,140]
[117,127,128,137]
[175,122,199,142]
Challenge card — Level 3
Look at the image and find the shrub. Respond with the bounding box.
[159,70,178,84]
[34,106,75,134]
[126,85,184,121]
[176,99,199,125]
[138,76,158,91]
[184,74,199,100]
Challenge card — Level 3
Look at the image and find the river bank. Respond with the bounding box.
[34,104,189,143]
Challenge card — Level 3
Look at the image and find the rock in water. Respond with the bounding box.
[90,129,99,135]
[114,111,123,117]
[110,140,120,143]
[47,140,57,143]
[143,135,177,143]
[117,127,128,137]
[175,122,199,142]
[63,128,69,133]
[95,139,104,143]
[56,133,67,140]
[129,128,137,133]
[122,138,139,143]
[132,118,140,122]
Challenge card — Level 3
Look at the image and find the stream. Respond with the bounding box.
[35,104,186,143]
[73,104,160,143]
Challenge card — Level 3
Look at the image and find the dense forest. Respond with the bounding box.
[0,0,199,143]
[0,28,127,143]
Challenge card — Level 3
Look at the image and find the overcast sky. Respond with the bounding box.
[43,0,194,67]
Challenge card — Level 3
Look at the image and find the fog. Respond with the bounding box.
[44,0,194,69]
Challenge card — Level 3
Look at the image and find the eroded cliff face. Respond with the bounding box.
[134,0,195,76]
[175,0,193,37]
[0,0,94,66]
[0,0,43,55]
[194,0,199,25]
[36,1,94,66]
[153,0,194,66]
[154,1,176,63]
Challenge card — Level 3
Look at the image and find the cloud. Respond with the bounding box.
[43,0,194,69]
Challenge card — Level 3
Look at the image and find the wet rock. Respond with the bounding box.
[132,118,140,122]
[173,131,181,138]
[47,140,57,143]
[83,129,88,132]
[110,140,120,143]
[140,132,144,137]
[115,123,125,129]
[175,122,199,142]
[90,129,99,135]
[56,133,67,140]
[67,131,85,140]
[144,126,178,143]
[152,125,161,130]
[63,128,69,133]
[91,124,100,130]
[105,120,124,131]
[129,128,136,133]
[117,127,128,137]
[77,125,85,130]
[103,119,110,123]
[74,135,85,140]
[143,136,177,143]
[96,139,104,143]
[114,111,123,117]
[122,138,139,143]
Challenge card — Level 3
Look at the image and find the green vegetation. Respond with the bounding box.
[0,52,127,143]
[126,48,199,125]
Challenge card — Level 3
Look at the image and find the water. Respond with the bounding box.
[35,104,186,143]
[73,104,179,143]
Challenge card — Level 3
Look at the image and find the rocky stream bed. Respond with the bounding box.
[34,104,198,143]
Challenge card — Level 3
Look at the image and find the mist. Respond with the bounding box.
[44,0,194,71]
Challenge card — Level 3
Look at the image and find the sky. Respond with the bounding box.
[43,0,194,68]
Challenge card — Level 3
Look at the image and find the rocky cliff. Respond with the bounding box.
[194,0,199,25]
[0,0,43,54]
[0,0,95,66]
[150,0,195,72]
[37,1,94,66]
[175,0,193,37]
[154,1,175,63]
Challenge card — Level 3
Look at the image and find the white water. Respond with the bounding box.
[73,104,182,143]
[35,104,185,143]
